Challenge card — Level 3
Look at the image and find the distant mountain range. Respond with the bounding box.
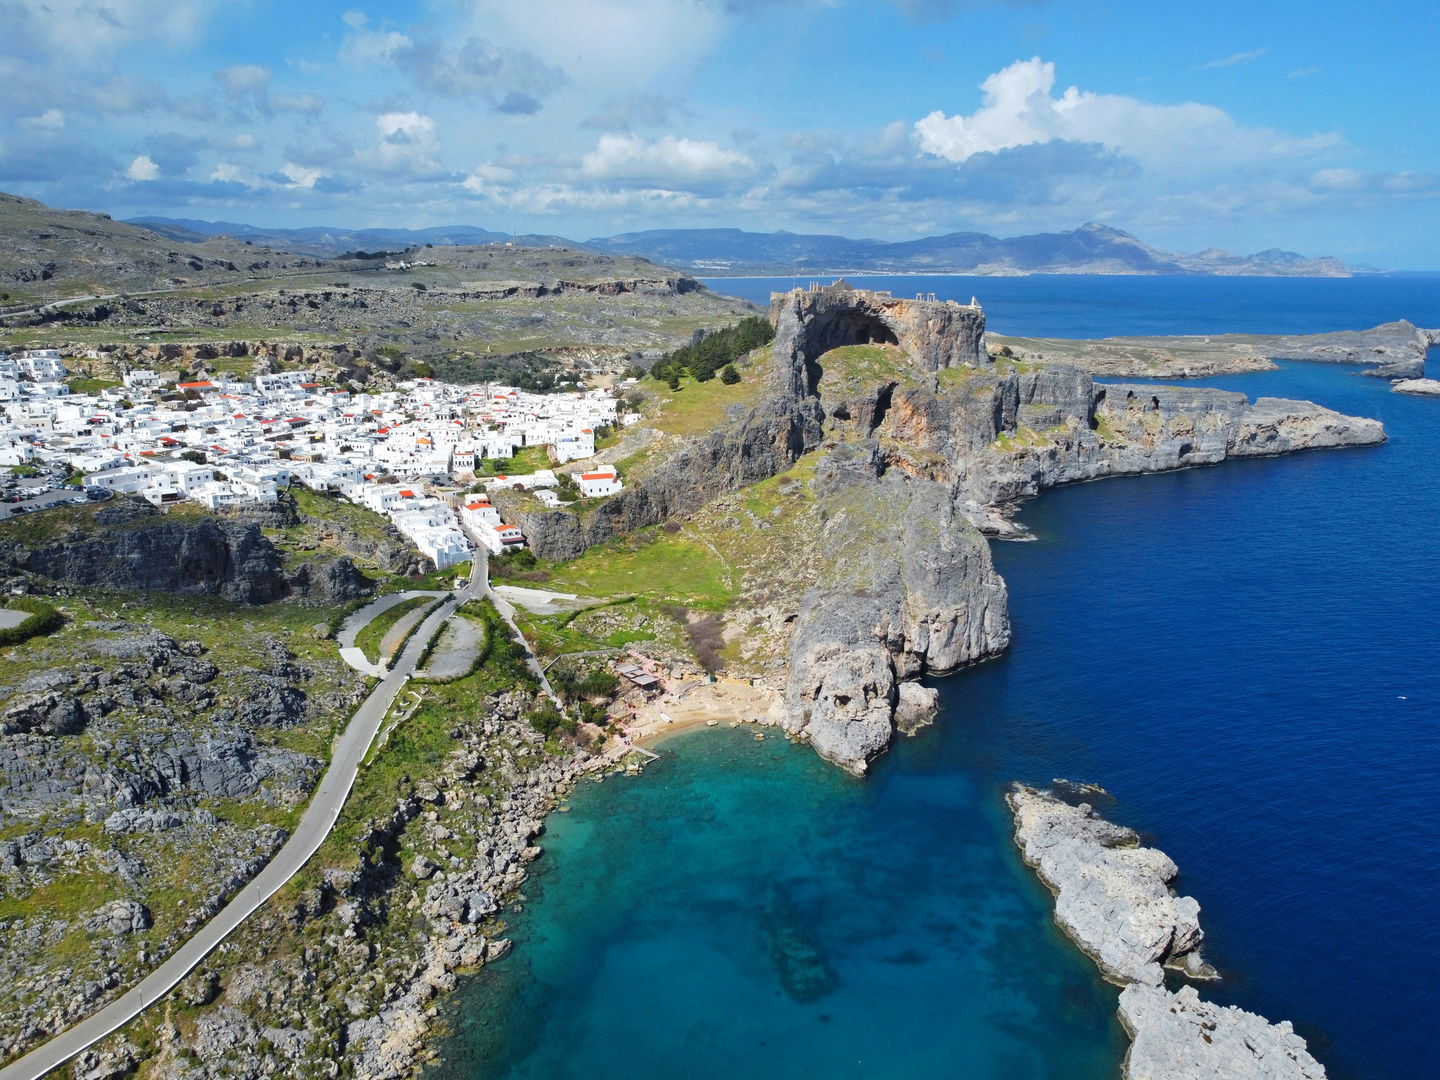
[127,216,1351,277]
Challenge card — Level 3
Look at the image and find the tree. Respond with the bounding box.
[720,364,741,385]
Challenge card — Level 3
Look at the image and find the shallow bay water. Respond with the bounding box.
[433,276,1440,1080]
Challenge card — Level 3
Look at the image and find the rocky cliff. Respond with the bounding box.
[506,290,1383,776]
[497,392,823,563]
[0,498,372,605]
[779,442,1009,772]
[765,295,1383,773]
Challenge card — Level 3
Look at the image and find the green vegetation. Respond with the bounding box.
[638,361,770,441]
[67,376,123,394]
[545,527,733,608]
[474,444,552,476]
[7,464,38,476]
[354,596,436,665]
[0,596,64,646]
[649,315,773,383]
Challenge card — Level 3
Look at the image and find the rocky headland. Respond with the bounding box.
[988,320,1437,379]
[496,282,1386,775]
[1009,783,1328,1080]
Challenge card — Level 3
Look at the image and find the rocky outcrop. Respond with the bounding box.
[780,442,1009,773]
[83,900,152,935]
[1118,984,1327,1080]
[1007,784,1205,985]
[1009,783,1327,1079]
[770,283,986,396]
[1392,377,1440,396]
[0,497,371,605]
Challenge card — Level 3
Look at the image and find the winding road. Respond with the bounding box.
[0,585,474,1080]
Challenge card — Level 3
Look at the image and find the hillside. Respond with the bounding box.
[0,192,330,306]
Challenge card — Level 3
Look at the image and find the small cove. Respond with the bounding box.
[430,277,1440,1080]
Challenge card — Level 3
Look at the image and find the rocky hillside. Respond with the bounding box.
[0,192,330,306]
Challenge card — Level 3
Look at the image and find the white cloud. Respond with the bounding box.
[1,0,224,62]
[915,57,1338,175]
[216,64,271,100]
[20,109,65,130]
[582,132,758,187]
[126,154,160,180]
[281,162,324,188]
[361,111,443,176]
[1196,47,1267,71]
[210,162,243,183]
[339,11,412,67]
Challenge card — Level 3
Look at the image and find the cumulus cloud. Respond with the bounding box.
[19,110,65,130]
[126,154,161,180]
[582,132,760,189]
[281,162,324,188]
[0,0,223,62]
[915,57,1337,174]
[467,0,725,89]
[340,12,565,114]
[393,36,567,113]
[359,111,443,177]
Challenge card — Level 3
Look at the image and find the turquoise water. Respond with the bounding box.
[433,277,1440,1080]
[434,732,1126,1080]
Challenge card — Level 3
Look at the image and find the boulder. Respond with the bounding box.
[84,900,151,935]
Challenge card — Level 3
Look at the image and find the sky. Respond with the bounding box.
[1,0,1437,267]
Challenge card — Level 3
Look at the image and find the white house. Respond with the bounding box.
[123,370,162,390]
[474,520,525,555]
[16,350,66,381]
[411,525,472,569]
[460,499,502,531]
[576,467,623,499]
[255,370,316,394]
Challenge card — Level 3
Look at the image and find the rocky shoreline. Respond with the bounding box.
[1008,783,1328,1080]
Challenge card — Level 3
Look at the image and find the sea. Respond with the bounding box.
[429,274,1440,1080]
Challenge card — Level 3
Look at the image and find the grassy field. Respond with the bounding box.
[642,349,770,439]
[544,528,734,609]
[354,595,436,664]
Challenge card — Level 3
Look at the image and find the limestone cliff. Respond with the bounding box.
[779,442,1009,773]
[0,498,371,605]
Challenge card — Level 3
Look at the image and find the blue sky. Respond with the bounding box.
[1,0,1437,266]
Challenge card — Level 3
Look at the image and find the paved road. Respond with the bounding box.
[0,587,472,1080]
[458,534,559,703]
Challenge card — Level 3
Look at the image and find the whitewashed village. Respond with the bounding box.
[0,346,636,568]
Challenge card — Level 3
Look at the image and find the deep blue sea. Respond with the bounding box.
[431,275,1440,1080]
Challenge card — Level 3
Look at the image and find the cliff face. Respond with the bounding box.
[506,291,1385,776]
[0,499,372,605]
[780,443,1010,773]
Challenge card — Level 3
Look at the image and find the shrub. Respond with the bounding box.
[0,597,64,647]
[720,364,741,385]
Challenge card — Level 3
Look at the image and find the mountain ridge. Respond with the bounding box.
[124,214,1353,277]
